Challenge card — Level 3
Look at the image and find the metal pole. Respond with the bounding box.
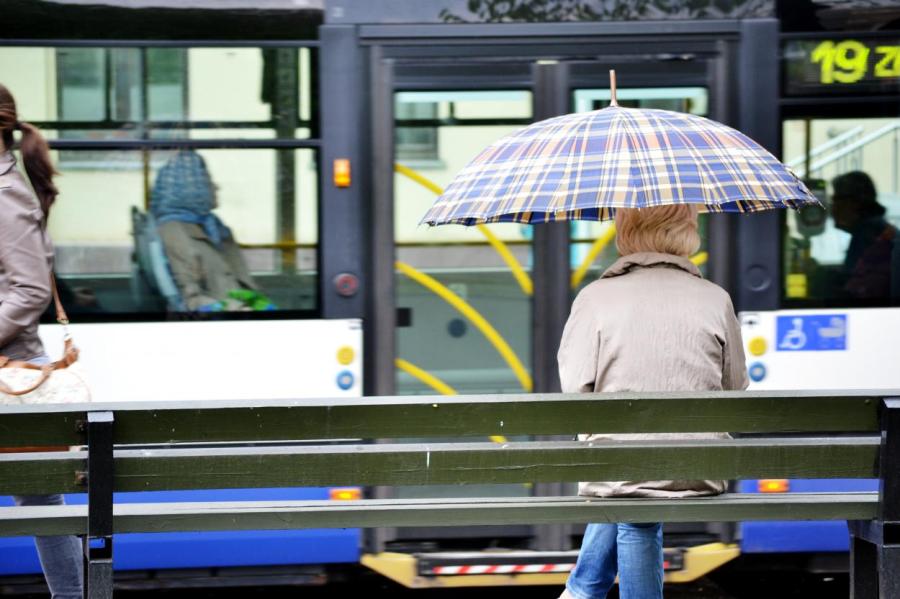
[734,18,781,312]
[530,60,570,396]
[804,118,812,181]
[274,48,299,274]
[530,61,571,552]
[319,26,369,321]
[140,47,151,210]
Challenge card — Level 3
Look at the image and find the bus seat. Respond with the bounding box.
[131,206,186,312]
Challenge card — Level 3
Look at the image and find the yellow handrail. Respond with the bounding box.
[396,260,533,392]
[394,163,534,296]
[570,225,617,289]
[395,358,457,395]
[395,357,507,443]
[691,251,709,266]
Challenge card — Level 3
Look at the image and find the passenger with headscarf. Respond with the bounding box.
[151,149,271,311]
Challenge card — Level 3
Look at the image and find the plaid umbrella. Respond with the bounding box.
[421,105,820,226]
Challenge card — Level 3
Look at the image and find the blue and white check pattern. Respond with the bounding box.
[421,106,820,226]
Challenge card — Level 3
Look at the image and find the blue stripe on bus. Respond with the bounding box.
[0,489,360,575]
[737,479,878,554]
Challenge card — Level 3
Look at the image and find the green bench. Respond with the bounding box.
[0,390,897,598]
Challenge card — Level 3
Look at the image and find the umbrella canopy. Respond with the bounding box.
[421,105,820,226]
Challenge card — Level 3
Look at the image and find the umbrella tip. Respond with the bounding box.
[609,69,618,107]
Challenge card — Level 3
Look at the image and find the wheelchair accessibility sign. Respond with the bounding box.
[776,314,847,351]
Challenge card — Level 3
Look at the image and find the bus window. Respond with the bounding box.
[782,117,900,306]
[394,89,533,395]
[0,46,318,318]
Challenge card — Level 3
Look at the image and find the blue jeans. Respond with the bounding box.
[12,494,84,599]
[566,523,663,599]
[11,354,84,599]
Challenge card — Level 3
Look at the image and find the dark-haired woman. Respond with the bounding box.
[0,83,83,598]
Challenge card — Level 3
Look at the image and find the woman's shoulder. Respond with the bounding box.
[578,267,735,311]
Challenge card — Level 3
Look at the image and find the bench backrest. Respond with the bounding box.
[0,390,888,496]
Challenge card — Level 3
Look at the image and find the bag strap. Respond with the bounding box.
[48,273,79,369]
[50,273,70,326]
[0,365,52,396]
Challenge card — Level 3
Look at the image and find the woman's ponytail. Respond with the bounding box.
[0,84,58,219]
[17,121,59,218]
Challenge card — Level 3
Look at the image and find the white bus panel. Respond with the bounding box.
[739,308,900,390]
[38,319,363,402]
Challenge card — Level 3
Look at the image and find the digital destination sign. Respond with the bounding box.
[784,38,900,96]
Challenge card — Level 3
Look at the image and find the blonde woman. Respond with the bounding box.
[557,205,748,599]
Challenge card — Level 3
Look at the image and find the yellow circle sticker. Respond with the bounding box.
[337,346,355,365]
[748,337,767,356]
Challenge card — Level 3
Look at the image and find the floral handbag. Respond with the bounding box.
[0,276,91,406]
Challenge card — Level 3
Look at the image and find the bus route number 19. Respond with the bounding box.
[810,40,900,85]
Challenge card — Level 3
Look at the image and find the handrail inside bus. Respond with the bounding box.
[394,163,534,296]
[794,121,900,178]
[395,358,508,445]
[571,224,617,289]
[395,260,533,392]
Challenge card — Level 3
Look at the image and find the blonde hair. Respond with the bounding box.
[614,204,701,257]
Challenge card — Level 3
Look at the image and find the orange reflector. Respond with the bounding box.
[330,487,362,501]
[333,159,351,187]
[758,479,790,493]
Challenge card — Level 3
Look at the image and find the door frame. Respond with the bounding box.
[360,22,752,397]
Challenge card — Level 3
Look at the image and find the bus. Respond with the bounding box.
[1,0,897,591]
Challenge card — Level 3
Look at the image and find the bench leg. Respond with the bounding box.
[851,536,878,599]
[83,539,113,599]
[880,543,900,599]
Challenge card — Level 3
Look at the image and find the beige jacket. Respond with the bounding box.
[158,220,257,310]
[557,252,749,499]
[0,151,53,361]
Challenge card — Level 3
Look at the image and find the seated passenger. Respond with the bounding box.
[831,171,899,301]
[151,150,273,311]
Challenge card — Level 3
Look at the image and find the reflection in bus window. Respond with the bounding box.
[783,118,900,306]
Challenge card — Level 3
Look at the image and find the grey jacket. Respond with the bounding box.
[0,151,53,361]
[557,252,749,499]
[158,220,257,310]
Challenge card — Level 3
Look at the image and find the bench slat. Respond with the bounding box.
[0,390,884,447]
[0,437,878,495]
[0,493,878,537]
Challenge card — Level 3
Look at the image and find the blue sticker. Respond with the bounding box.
[748,362,767,382]
[336,370,355,390]
[776,314,846,351]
